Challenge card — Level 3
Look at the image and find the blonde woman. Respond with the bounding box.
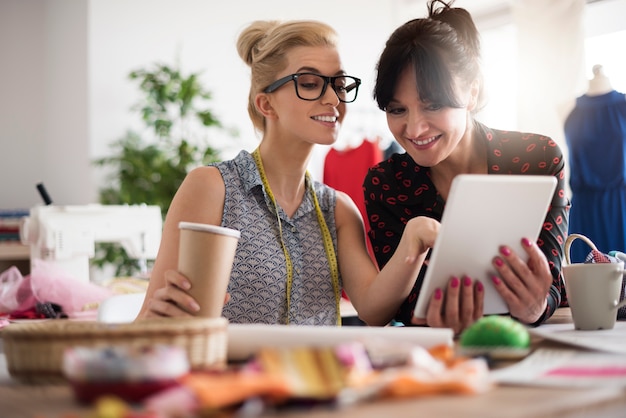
[138,20,433,326]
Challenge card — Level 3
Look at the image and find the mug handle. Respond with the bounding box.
[613,299,626,310]
[564,234,598,265]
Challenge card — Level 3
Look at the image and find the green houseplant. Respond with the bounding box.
[93,62,231,276]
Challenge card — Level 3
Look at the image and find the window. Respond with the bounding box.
[584,29,626,92]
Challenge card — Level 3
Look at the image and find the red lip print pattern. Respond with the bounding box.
[362,121,570,326]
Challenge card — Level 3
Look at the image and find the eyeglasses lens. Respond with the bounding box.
[295,74,359,103]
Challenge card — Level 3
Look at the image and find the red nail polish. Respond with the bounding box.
[491,275,501,285]
[522,237,532,247]
[434,288,443,300]
[451,276,460,288]
[500,246,511,256]
[494,257,504,267]
[476,281,484,292]
[463,276,472,287]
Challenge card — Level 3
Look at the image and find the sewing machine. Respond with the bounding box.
[19,204,162,283]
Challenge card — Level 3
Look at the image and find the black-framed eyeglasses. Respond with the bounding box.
[263,72,361,103]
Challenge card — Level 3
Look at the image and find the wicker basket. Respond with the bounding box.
[2,316,228,383]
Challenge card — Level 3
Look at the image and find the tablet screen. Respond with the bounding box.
[413,174,557,319]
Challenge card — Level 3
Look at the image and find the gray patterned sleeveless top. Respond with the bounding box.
[211,150,341,325]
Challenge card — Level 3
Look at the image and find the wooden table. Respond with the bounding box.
[1,309,625,418]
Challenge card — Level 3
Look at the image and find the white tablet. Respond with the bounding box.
[413,174,557,319]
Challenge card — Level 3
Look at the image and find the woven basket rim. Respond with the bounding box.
[2,316,228,339]
[3,316,229,382]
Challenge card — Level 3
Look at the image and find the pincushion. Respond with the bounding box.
[459,315,530,360]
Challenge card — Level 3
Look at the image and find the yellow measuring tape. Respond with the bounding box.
[252,148,341,325]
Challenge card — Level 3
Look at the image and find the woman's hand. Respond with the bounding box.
[142,270,200,318]
[491,237,551,324]
[402,216,440,263]
[411,276,484,335]
[142,270,232,319]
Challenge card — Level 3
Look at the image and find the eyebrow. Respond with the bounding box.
[294,66,346,76]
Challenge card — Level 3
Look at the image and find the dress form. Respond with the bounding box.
[586,64,613,96]
[564,66,626,262]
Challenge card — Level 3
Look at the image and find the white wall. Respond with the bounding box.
[1,0,90,209]
[0,0,45,209]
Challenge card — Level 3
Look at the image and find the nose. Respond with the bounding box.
[404,110,428,138]
[321,84,341,106]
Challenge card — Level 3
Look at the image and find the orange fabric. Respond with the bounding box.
[181,372,291,409]
[378,347,492,399]
[181,344,490,411]
[380,374,480,398]
[427,344,466,367]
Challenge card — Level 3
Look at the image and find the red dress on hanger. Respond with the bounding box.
[323,139,383,264]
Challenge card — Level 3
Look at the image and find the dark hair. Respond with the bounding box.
[374,0,484,112]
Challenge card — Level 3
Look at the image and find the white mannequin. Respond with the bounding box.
[586,64,613,96]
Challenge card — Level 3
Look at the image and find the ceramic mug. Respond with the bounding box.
[563,234,626,330]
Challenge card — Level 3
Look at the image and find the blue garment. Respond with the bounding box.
[564,90,626,262]
[210,150,341,325]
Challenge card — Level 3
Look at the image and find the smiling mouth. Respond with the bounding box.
[312,115,338,123]
[410,135,440,146]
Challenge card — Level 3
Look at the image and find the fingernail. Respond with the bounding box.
[182,280,191,290]
[190,301,200,312]
[463,276,472,287]
[522,237,532,247]
[451,276,460,288]
[500,246,511,256]
[494,257,504,267]
[491,275,501,285]
[434,288,443,300]
[476,281,484,292]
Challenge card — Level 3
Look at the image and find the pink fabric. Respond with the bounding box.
[0,266,36,313]
[29,260,114,316]
[590,249,611,263]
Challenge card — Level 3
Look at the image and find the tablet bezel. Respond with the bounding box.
[412,174,557,319]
